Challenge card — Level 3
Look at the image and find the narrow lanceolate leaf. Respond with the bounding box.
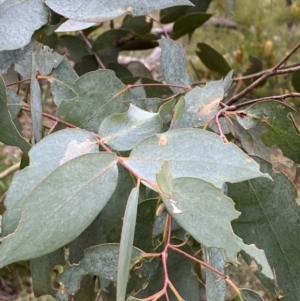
[117,187,139,301]
[57,244,144,296]
[0,0,48,50]
[99,104,164,151]
[0,76,31,154]
[124,129,271,189]
[160,177,273,279]
[1,128,99,237]
[49,57,79,106]
[171,81,224,129]
[237,100,300,163]
[159,39,193,93]
[0,153,118,268]
[45,0,193,22]
[30,54,43,143]
[204,247,226,301]
[228,157,300,301]
[57,70,129,132]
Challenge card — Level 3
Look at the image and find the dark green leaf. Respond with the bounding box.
[45,0,193,22]
[57,70,129,132]
[159,38,193,93]
[0,76,31,153]
[291,69,300,92]
[0,0,48,50]
[125,128,271,189]
[99,104,164,151]
[122,16,153,36]
[228,157,300,300]
[196,43,231,76]
[172,13,212,40]
[107,63,132,79]
[243,56,266,88]
[233,289,265,301]
[117,187,139,301]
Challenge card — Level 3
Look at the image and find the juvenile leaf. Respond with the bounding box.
[57,70,129,132]
[99,104,164,151]
[0,76,31,154]
[0,153,118,268]
[0,0,48,50]
[156,161,173,195]
[55,19,97,32]
[124,129,271,189]
[196,43,231,76]
[6,89,25,119]
[45,0,193,22]
[117,187,139,301]
[159,39,193,93]
[161,177,273,278]
[49,57,79,106]
[228,157,300,300]
[57,244,144,295]
[172,13,212,40]
[239,100,300,162]
[204,247,226,301]
[171,81,224,128]
[1,128,99,237]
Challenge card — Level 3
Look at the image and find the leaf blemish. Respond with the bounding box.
[158,135,168,146]
[171,202,182,214]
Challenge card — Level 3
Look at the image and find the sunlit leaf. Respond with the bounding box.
[124,129,271,189]
[228,156,300,300]
[55,19,97,32]
[45,0,193,22]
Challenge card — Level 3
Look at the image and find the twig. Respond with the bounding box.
[6,78,31,87]
[148,15,169,38]
[0,163,20,180]
[226,41,300,105]
[77,30,106,69]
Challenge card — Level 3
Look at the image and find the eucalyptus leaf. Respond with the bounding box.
[0,0,48,50]
[57,70,129,132]
[124,128,271,189]
[161,177,273,278]
[45,0,193,22]
[99,104,164,151]
[55,19,97,32]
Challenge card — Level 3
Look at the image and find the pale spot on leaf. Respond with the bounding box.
[158,135,168,146]
[198,97,222,116]
[171,202,182,214]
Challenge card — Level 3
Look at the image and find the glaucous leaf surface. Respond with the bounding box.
[57,70,129,132]
[228,157,300,301]
[0,76,31,154]
[159,39,193,93]
[1,128,99,237]
[57,244,144,295]
[0,0,48,50]
[204,247,226,301]
[99,104,164,151]
[124,129,270,189]
[117,187,139,301]
[159,177,273,278]
[237,100,300,162]
[171,80,224,128]
[0,153,118,268]
[45,0,193,22]
[49,57,79,106]
[55,19,97,32]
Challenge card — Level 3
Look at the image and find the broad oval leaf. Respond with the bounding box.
[117,187,139,301]
[2,128,99,237]
[0,0,48,50]
[57,244,144,295]
[45,0,193,22]
[0,152,118,268]
[228,156,300,300]
[161,177,273,278]
[159,39,193,93]
[57,70,129,132]
[55,19,97,32]
[99,104,164,151]
[124,128,270,188]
